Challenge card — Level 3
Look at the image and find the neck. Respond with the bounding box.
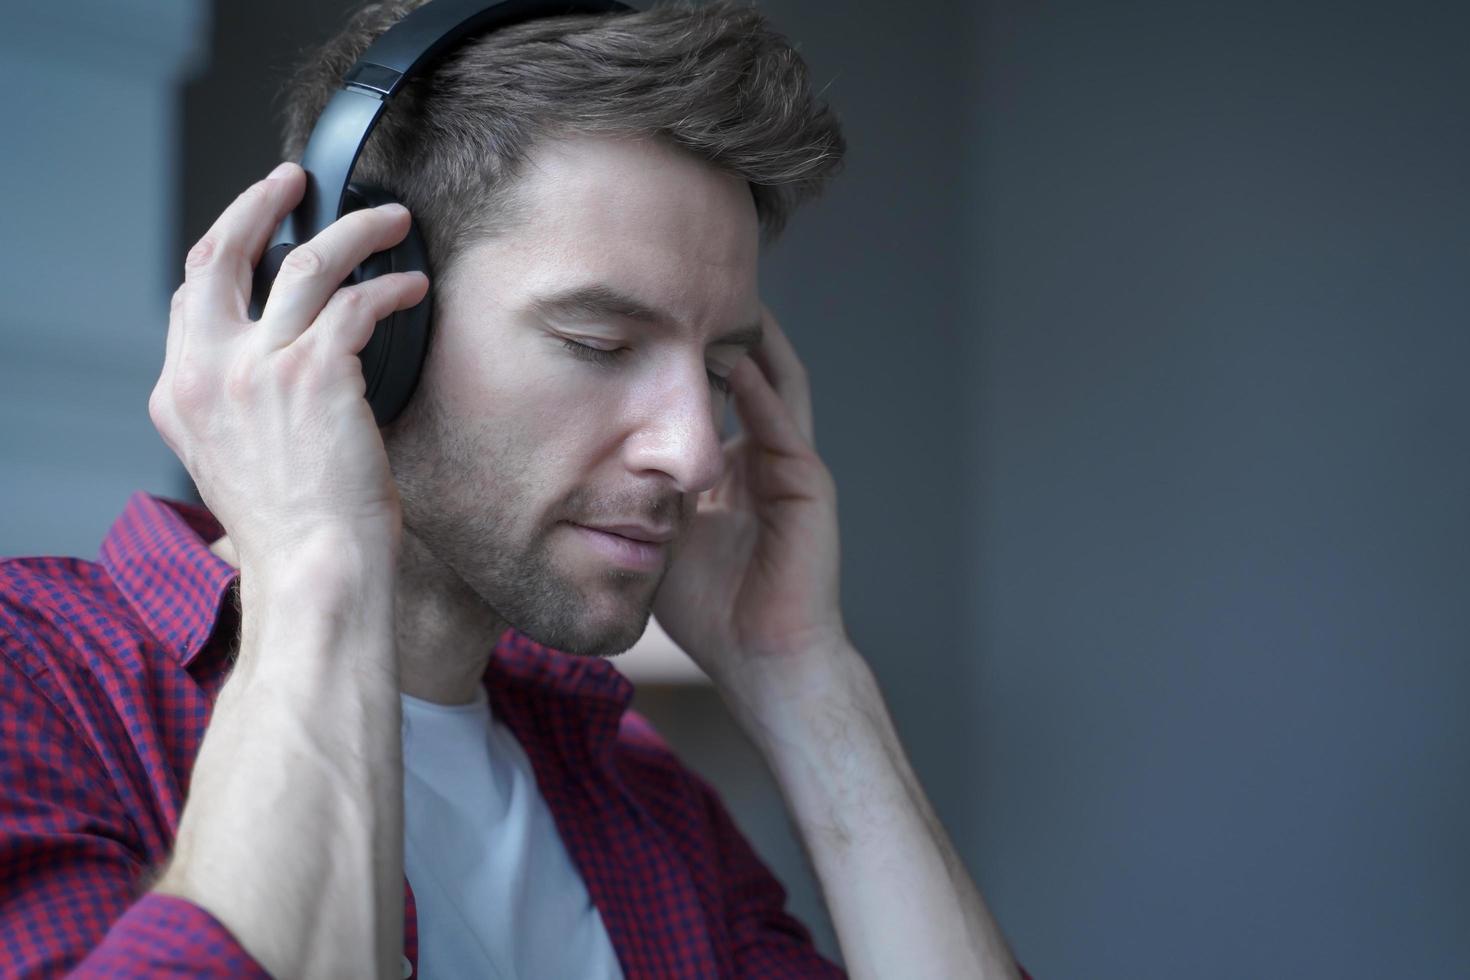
[209,530,506,706]
[393,526,507,705]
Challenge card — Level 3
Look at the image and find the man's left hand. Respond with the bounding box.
[651,304,849,695]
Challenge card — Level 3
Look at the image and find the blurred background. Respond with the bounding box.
[3,0,1467,976]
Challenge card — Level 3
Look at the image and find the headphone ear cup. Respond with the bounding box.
[342,182,433,427]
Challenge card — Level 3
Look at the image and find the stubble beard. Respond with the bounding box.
[459,514,668,658]
[388,387,676,659]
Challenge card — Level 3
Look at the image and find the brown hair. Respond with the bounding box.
[277,0,845,282]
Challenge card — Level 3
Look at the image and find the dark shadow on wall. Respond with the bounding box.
[969,2,1470,977]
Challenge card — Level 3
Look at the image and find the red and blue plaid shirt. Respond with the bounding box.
[0,492,851,978]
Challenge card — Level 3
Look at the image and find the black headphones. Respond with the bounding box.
[248,0,633,427]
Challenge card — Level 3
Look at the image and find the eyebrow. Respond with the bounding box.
[530,284,764,352]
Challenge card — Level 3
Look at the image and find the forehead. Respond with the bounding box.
[481,134,761,326]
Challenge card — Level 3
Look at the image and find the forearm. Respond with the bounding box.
[722,646,1022,980]
[153,534,403,980]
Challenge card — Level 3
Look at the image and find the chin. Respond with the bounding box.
[534,615,649,659]
[469,529,667,659]
[515,587,655,659]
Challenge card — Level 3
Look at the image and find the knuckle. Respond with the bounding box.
[221,357,256,402]
[184,236,218,272]
[333,285,370,319]
[148,388,183,450]
[280,244,325,278]
[147,383,170,427]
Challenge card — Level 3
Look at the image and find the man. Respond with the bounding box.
[0,1,1031,977]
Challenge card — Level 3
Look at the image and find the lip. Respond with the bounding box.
[577,522,675,544]
[566,523,668,571]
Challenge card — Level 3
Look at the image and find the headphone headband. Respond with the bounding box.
[276,0,632,250]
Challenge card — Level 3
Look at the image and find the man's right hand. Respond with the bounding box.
[145,162,416,979]
[149,160,429,568]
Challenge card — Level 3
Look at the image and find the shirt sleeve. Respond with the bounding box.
[0,643,268,978]
[685,768,848,978]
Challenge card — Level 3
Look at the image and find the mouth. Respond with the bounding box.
[564,522,669,572]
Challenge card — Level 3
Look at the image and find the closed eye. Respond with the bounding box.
[559,336,624,364]
[559,338,731,395]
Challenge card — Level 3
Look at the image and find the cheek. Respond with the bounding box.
[431,338,626,500]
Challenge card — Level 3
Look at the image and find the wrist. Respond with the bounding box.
[238,527,395,599]
[717,639,876,750]
[233,531,399,689]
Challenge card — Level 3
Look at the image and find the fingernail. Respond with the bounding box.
[376,202,409,217]
[267,161,294,180]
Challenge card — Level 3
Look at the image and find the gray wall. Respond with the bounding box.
[1,0,207,557]
[970,2,1470,977]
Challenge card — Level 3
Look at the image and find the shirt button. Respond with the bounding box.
[400,954,413,978]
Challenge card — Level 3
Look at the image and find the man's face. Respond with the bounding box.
[384,134,761,657]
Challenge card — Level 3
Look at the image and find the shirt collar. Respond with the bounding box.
[99,491,239,670]
[484,629,636,754]
[98,492,634,724]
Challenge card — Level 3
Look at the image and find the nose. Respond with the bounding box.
[622,361,726,495]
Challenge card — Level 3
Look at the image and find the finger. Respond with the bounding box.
[727,355,812,460]
[293,269,430,359]
[257,203,416,348]
[182,162,304,325]
[751,305,815,446]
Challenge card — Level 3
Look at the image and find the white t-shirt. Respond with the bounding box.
[400,686,625,980]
